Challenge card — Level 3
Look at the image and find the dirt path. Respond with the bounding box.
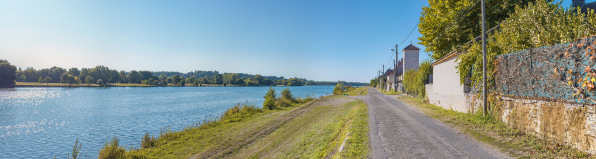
[190,97,355,159]
[347,88,510,159]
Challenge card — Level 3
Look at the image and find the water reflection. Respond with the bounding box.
[0,86,332,158]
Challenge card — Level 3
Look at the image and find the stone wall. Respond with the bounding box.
[495,97,596,153]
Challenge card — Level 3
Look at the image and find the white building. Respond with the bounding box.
[382,44,420,92]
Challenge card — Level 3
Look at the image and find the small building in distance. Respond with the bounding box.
[381,44,420,92]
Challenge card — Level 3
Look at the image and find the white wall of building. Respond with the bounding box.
[433,56,464,96]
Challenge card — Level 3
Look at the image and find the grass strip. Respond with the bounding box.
[398,96,591,158]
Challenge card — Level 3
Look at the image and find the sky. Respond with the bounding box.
[0,0,581,83]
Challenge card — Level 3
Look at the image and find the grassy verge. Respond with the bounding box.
[376,87,402,95]
[98,95,370,158]
[343,86,369,96]
[398,96,591,158]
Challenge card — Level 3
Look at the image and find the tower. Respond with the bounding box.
[402,44,420,73]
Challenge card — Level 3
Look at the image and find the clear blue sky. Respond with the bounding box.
[0,0,579,83]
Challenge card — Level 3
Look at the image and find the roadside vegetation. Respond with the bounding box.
[399,96,591,158]
[402,59,433,98]
[333,83,368,96]
[91,88,369,158]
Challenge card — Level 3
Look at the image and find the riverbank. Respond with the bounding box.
[15,82,358,88]
[98,89,370,158]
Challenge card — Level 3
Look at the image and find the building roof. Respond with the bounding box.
[431,24,502,67]
[403,44,420,50]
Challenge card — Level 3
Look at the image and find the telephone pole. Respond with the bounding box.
[394,44,398,92]
[482,0,487,117]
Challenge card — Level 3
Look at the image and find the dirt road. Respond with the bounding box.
[348,88,510,159]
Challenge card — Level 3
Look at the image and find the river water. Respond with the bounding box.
[0,86,334,158]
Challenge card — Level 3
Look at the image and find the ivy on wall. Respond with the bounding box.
[456,0,596,95]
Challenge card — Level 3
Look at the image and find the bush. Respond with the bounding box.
[97,79,105,87]
[403,59,433,98]
[141,133,158,149]
[333,83,345,95]
[263,96,276,110]
[179,80,185,86]
[281,87,293,101]
[275,97,291,108]
[220,102,263,121]
[98,136,125,159]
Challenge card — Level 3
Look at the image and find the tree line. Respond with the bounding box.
[0,60,369,87]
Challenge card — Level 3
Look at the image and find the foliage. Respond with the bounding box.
[457,0,596,92]
[281,87,293,101]
[179,80,185,86]
[287,77,303,86]
[264,87,276,99]
[38,76,43,83]
[69,138,82,159]
[403,60,433,98]
[44,76,52,85]
[192,81,199,86]
[141,133,157,149]
[419,0,533,60]
[98,136,126,159]
[171,75,182,85]
[263,96,276,110]
[370,77,379,87]
[333,83,345,95]
[97,79,106,87]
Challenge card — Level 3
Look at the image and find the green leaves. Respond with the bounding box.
[419,0,533,60]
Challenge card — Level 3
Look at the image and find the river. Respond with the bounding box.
[0,86,334,158]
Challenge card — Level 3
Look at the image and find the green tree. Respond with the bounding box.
[38,76,43,83]
[118,71,127,83]
[236,78,244,86]
[97,79,105,87]
[281,87,293,101]
[201,77,209,84]
[172,75,182,84]
[263,96,275,110]
[128,70,142,84]
[0,60,17,87]
[44,76,51,85]
[418,0,532,60]
[69,67,80,77]
[287,77,303,86]
[193,81,199,86]
[458,0,596,90]
[60,72,69,86]
[179,80,185,86]
[214,73,223,84]
[265,87,276,99]
[85,76,94,86]
[333,83,345,95]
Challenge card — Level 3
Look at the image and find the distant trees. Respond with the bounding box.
[97,79,105,87]
[38,77,43,83]
[128,70,141,84]
[44,76,51,85]
[0,60,17,87]
[172,75,182,85]
[287,77,303,86]
[85,76,94,86]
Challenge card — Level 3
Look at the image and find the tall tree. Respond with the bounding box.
[128,70,142,84]
[214,73,223,84]
[0,60,17,87]
[418,0,532,60]
[69,68,80,77]
[118,71,127,83]
[44,76,52,85]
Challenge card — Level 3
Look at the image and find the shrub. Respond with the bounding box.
[98,136,125,159]
[281,87,293,101]
[263,96,276,110]
[264,87,276,99]
[220,102,263,121]
[333,83,345,95]
[141,133,158,149]
[275,97,291,108]
[97,79,105,87]
[403,59,433,98]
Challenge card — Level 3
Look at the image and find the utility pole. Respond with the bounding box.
[382,64,385,90]
[482,0,487,117]
[394,44,398,92]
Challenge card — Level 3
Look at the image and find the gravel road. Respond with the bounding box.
[347,88,511,159]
